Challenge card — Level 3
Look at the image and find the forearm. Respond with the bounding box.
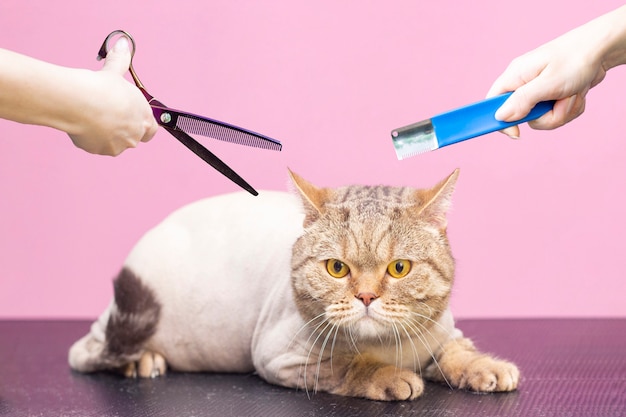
[0,48,93,134]
[1,44,158,156]
[597,5,626,70]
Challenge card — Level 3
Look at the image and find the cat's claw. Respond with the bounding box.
[121,351,167,379]
[139,351,167,378]
[122,362,137,378]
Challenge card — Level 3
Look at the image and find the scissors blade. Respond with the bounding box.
[152,106,282,152]
[163,126,258,196]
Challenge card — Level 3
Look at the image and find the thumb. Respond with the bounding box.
[494,78,553,122]
[101,36,131,75]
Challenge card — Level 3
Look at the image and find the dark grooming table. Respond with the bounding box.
[0,319,624,417]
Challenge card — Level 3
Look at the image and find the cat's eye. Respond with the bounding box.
[326,259,350,278]
[387,260,411,279]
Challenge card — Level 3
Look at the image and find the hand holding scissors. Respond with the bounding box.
[97,30,282,196]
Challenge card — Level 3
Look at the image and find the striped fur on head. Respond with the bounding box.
[289,169,459,341]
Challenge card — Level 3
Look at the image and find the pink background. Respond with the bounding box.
[1,1,625,319]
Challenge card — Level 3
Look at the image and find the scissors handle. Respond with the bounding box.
[97,30,147,91]
[97,30,262,196]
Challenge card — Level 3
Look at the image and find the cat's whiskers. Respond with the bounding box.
[302,319,334,396]
[389,322,403,371]
[371,303,415,373]
[410,309,461,350]
[404,316,453,389]
[323,301,364,356]
[397,321,421,374]
[313,321,341,394]
[285,312,329,396]
[384,306,439,357]
[297,308,355,397]
[407,309,454,351]
[345,321,361,355]
[328,320,342,376]
[286,312,327,351]
[369,303,423,375]
[407,322,452,389]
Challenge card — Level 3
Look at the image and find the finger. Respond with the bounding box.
[494,76,557,122]
[141,120,159,143]
[528,95,585,130]
[497,126,520,139]
[486,73,522,99]
[486,55,542,99]
[488,76,522,139]
[101,36,131,76]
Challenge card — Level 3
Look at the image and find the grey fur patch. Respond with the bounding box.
[104,267,161,359]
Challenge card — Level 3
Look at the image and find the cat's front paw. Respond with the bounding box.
[426,337,520,393]
[458,356,519,392]
[334,356,424,401]
[364,366,424,401]
[121,351,167,378]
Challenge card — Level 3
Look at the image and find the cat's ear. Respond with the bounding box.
[415,169,459,229]
[288,169,332,227]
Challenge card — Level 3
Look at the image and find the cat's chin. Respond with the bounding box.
[338,303,397,340]
[352,317,389,340]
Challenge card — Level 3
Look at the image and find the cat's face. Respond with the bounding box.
[290,170,458,341]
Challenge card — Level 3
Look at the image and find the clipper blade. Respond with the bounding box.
[391,119,438,160]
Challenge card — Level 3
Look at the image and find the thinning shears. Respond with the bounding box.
[97,30,282,196]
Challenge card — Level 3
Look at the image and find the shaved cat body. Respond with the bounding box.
[69,170,519,401]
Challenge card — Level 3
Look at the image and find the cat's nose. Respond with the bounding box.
[356,292,378,307]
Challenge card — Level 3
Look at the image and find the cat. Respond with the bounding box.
[68,169,519,401]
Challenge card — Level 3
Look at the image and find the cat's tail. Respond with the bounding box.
[68,267,162,374]
[68,306,114,373]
